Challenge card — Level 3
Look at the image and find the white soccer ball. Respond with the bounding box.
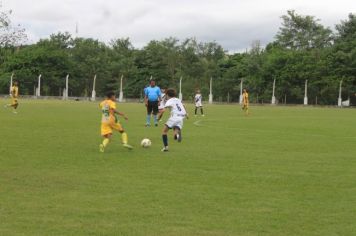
[141,138,152,148]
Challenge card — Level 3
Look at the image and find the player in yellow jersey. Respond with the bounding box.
[5,81,19,114]
[242,88,249,115]
[99,91,133,152]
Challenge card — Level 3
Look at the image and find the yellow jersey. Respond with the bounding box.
[99,99,117,124]
[243,92,249,104]
[11,86,19,98]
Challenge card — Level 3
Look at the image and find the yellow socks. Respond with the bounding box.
[102,138,110,147]
[121,132,128,144]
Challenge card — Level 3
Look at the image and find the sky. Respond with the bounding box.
[2,0,356,52]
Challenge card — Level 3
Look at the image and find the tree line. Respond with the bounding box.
[0,8,355,104]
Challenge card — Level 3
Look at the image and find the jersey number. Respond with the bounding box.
[102,105,110,117]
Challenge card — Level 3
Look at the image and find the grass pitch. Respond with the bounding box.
[1,99,356,236]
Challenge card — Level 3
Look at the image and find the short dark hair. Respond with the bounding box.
[106,91,115,98]
[166,88,176,98]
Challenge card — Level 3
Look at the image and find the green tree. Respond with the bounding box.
[71,37,110,96]
[276,10,332,50]
[331,13,356,98]
[109,38,139,97]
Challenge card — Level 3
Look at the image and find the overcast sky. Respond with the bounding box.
[2,0,356,52]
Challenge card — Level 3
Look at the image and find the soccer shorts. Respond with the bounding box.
[147,101,159,115]
[101,122,124,136]
[195,102,202,107]
[165,116,184,130]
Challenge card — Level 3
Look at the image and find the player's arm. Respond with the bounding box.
[157,89,162,105]
[160,107,166,117]
[161,102,172,117]
[144,95,148,106]
[183,104,189,119]
[144,89,148,106]
[113,109,128,120]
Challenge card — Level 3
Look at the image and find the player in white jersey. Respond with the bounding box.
[157,88,166,121]
[194,90,204,116]
[160,88,188,152]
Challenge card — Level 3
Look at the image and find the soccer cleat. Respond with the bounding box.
[202,114,205,117]
[99,144,105,153]
[123,143,133,150]
[154,123,158,127]
[161,146,169,152]
[13,110,17,114]
[145,124,150,127]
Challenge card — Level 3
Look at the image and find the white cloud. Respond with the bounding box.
[2,0,356,51]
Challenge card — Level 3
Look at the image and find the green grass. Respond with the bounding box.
[1,99,356,236]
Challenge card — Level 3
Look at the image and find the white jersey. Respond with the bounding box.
[158,93,166,110]
[195,94,202,107]
[165,97,186,117]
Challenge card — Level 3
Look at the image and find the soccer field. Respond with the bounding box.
[0,99,355,236]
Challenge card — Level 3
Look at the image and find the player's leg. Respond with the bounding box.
[173,119,183,142]
[7,99,17,112]
[158,108,165,122]
[195,107,198,116]
[153,101,159,126]
[161,124,170,152]
[120,131,133,149]
[146,102,153,126]
[100,127,112,153]
[200,106,204,116]
[112,123,133,149]
[13,101,19,113]
[173,127,182,142]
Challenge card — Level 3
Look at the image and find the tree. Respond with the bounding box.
[71,37,110,96]
[276,10,332,50]
[218,53,247,102]
[109,38,138,97]
[331,13,356,98]
[0,4,27,47]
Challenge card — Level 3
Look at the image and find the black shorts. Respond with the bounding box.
[147,101,159,115]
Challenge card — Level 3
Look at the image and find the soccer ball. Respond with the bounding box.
[141,138,152,148]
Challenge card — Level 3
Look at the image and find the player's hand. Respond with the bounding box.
[120,113,128,121]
